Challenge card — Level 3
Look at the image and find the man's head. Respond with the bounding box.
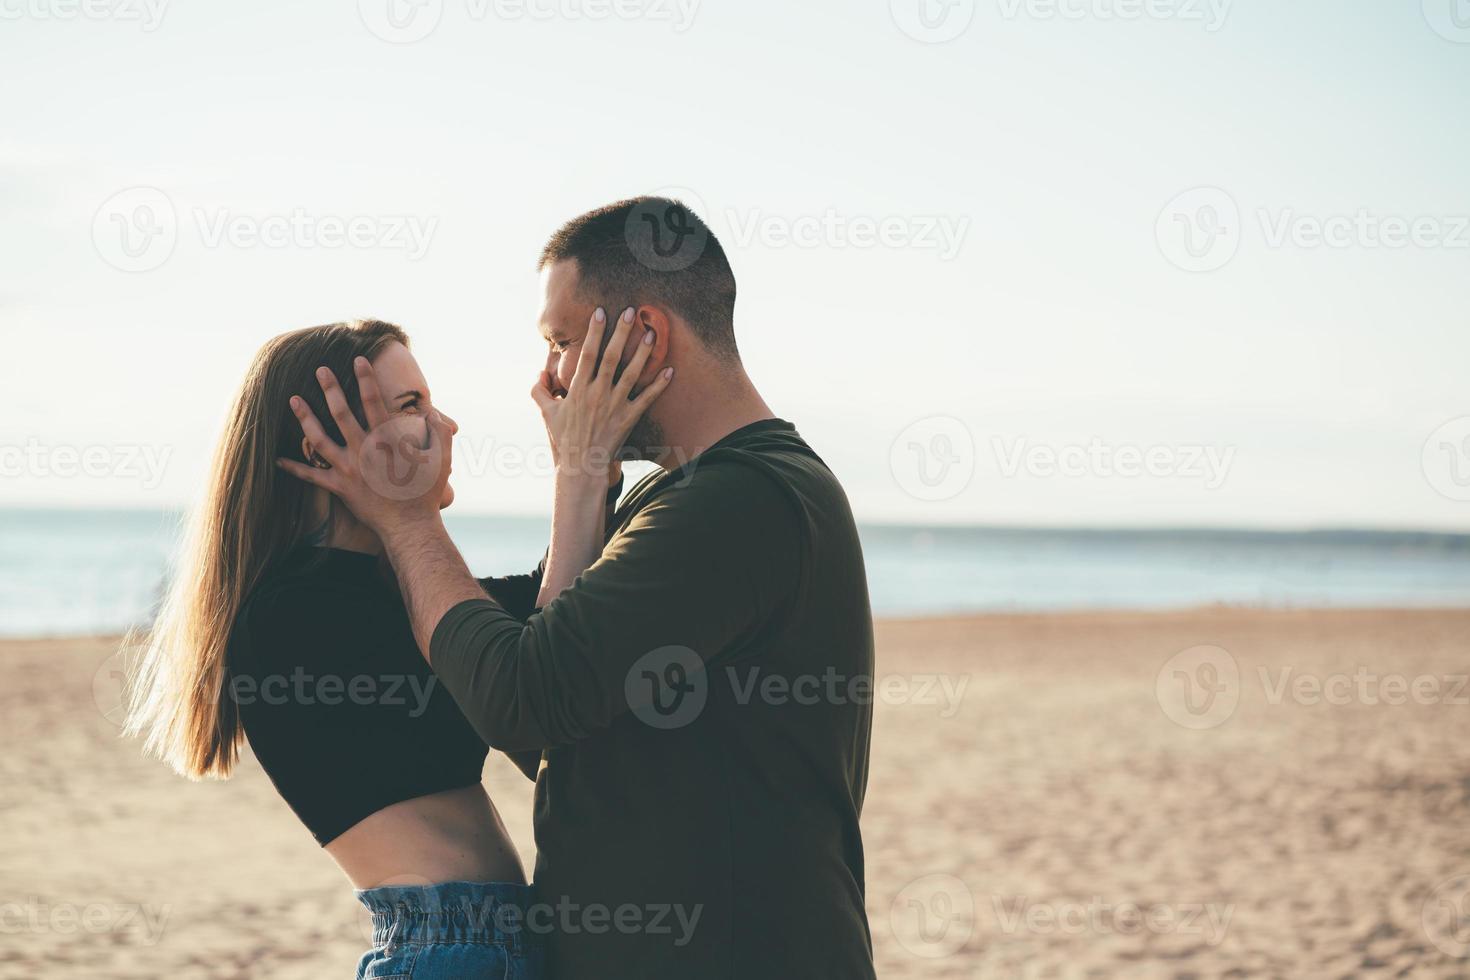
[537,197,738,459]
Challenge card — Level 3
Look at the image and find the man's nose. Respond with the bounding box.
[439,410,460,436]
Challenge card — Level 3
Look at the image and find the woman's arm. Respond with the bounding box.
[536,472,610,606]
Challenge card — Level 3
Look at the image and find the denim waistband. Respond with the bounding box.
[355,880,536,953]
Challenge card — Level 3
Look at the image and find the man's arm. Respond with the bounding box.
[427,464,801,752]
[378,514,493,661]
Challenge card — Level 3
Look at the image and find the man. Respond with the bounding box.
[283,197,876,978]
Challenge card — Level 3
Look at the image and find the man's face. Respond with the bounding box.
[536,259,665,459]
[537,259,593,397]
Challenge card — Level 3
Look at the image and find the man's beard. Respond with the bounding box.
[621,413,668,465]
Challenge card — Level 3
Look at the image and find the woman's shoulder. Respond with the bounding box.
[230,549,389,665]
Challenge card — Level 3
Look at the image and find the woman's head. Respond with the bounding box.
[126,318,452,780]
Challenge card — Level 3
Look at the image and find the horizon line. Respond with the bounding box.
[2,503,1468,540]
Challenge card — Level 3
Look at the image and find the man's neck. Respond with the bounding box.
[653,373,775,472]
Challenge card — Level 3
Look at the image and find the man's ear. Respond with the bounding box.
[632,306,672,387]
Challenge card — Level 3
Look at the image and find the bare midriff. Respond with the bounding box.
[325,784,525,890]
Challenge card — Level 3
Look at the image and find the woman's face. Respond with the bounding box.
[367,341,459,509]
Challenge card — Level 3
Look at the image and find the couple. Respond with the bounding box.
[126,198,877,979]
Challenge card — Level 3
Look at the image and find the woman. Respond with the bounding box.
[124,316,665,978]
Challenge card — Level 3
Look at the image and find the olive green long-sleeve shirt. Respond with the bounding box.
[433,419,875,980]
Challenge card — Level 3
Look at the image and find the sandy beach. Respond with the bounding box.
[3,608,1468,978]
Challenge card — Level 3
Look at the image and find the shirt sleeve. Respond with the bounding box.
[430,460,802,751]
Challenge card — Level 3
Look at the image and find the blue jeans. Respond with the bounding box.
[354,881,543,979]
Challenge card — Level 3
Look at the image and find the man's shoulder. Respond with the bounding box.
[631,422,839,506]
[625,444,819,522]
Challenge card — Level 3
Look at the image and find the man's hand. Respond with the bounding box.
[276,356,452,535]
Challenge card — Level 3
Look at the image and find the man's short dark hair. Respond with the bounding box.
[539,196,739,360]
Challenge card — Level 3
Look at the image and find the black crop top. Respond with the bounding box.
[227,546,487,845]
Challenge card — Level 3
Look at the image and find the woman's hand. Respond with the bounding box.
[531,306,673,487]
[531,305,672,606]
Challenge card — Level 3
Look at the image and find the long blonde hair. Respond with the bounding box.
[124,319,408,779]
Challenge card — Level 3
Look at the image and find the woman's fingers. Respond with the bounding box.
[530,375,556,416]
[597,307,637,389]
[613,327,656,401]
[289,395,348,468]
[569,307,606,391]
[353,357,392,431]
[625,366,674,418]
[316,368,363,447]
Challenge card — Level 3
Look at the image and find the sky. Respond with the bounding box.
[1,0,1467,529]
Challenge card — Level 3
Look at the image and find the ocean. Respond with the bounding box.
[2,508,1469,638]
